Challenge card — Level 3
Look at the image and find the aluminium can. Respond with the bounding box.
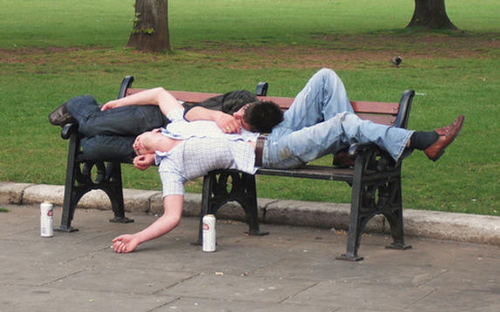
[202,214,216,252]
[40,202,54,238]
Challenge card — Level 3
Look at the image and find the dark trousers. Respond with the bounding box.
[65,95,167,163]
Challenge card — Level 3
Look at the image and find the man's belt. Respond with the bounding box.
[255,136,267,167]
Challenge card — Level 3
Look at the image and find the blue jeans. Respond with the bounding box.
[262,68,413,168]
[65,95,166,162]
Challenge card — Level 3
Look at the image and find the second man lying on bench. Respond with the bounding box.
[49,68,464,253]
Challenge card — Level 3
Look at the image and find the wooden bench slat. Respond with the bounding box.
[256,166,401,187]
[351,101,399,115]
[257,166,355,182]
[258,97,400,115]
[125,88,146,96]
[169,90,221,103]
[127,89,400,124]
[357,114,396,126]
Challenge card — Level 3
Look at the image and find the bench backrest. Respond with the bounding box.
[119,76,414,129]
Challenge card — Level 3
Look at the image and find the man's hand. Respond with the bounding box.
[133,154,155,170]
[184,107,241,133]
[214,112,241,134]
[112,234,140,253]
[100,100,119,111]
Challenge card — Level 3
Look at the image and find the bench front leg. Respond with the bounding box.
[238,173,268,236]
[336,148,381,261]
[58,132,81,232]
[336,154,367,261]
[58,132,132,231]
[337,148,411,261]
[382,178,412,251]
[101,162,133,223]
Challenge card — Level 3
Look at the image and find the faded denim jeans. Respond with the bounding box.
[262,68,413,169]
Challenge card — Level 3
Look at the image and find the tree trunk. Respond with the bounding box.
[127,0,171,52]
[407,0,457,30]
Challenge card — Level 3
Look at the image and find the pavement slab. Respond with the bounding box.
[1,204,499,312]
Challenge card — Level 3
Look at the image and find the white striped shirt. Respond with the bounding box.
[156,109,258,196]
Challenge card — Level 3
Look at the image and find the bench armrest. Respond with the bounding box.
[61,123,79,140]
[255,82,269,96]
[118,76,135,99]
[393,90,415,129]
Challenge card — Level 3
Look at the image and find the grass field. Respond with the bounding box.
[1,0,499,216]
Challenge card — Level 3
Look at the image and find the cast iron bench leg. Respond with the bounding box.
[58,132,133,231]
[384,179,412,251]
[239,173,268,236]
[336,154,367,261]
[103,162,133,223]
[58,132,80,232]
[336,174,365,261]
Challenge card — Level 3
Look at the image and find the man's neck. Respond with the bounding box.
[154,136,181,153]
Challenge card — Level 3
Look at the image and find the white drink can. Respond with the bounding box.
[202,214,216,252]
[40,202,54,238]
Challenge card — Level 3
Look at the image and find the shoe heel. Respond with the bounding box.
[431,150,445,162]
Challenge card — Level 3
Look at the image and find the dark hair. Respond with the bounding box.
[244,101,283,133]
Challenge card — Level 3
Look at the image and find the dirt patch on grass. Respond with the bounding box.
[195,33,499,69]
[2,33,498,70]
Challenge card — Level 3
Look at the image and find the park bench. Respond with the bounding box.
[58,75,414,261]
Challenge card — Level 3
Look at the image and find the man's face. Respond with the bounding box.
[133,129,162,155]
[233,104,252,131]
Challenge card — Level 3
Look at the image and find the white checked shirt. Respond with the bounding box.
[156,109,258,196]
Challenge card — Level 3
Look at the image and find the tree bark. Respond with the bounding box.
[407,0,457,30]
[127,0,171,52]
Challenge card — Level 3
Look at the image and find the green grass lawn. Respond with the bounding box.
[1,0,499,216]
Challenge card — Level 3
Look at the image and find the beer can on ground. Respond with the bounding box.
[202,214,216,252]
[40,202,54,238]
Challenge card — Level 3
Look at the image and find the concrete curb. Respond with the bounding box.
[1,182,499,246]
